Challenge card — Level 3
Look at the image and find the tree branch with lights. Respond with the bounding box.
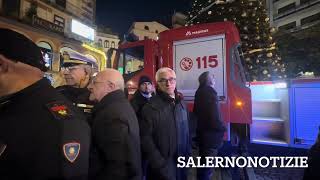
[187,0,287,81]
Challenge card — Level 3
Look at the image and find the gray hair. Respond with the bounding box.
[81,64,96,79]
[155,67,176,82]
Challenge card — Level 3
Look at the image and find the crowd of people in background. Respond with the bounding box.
[1,28,319,180]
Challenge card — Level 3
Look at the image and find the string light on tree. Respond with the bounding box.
[187,0,286,81]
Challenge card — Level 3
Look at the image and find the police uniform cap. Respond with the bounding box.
[62,51,95,68]
[0,28,47,71]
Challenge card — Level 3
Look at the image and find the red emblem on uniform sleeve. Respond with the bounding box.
[46,102,72,120]
[51,105,68,116]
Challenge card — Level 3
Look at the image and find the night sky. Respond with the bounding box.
[96,0,190,37]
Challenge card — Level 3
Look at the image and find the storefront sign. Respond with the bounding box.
[71,19,95,41]
[32,16,64,35]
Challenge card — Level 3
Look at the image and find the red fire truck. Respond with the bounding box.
[111,21,252,142]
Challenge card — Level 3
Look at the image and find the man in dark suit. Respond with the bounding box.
[194,71,226,180]
[130,75,154,179]
[140,67,190,180]
[303,127,320,180]
[87,68,141,180]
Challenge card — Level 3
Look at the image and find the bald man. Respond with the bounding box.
[87,68,141,180]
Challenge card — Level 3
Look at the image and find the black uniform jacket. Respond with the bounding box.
[304,138,320,180]
[90,90,142,180]
[56,85,95,120]
[0,78,90,180]
[193,85,225,149]
[130,90,151,122]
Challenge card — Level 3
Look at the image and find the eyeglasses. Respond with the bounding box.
[89,79,106,85]
[158,77,176,84]
[89,79,114,87]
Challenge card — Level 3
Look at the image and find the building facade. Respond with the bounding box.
[0,0,106,86]
[95,31,120,68]
[128,21,169,40]
[266,0,320,31]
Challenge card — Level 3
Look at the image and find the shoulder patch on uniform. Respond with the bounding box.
[63,142,80,163]
[46,102,72,120]
[0,143,7,157]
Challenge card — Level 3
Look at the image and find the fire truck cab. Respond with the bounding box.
[112,22,252,142]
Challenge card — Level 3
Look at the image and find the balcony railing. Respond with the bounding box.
[274,0,320,20]
[39,0,94,23]
[32,15,64,35]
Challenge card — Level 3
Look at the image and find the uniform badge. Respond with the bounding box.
[63,142,80,163]
[76,103,93,113]
[0,143,7,157]
[46,102,72,120]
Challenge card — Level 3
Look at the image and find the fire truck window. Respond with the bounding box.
[237,46,250,82]
[122,46,144,75]
[232,47,247,86]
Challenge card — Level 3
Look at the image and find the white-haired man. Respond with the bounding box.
[87,68,141,180]
[140,67,190,180]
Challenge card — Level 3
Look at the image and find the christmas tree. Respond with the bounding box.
[187,0,286,81]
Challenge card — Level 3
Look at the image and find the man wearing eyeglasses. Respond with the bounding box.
[87,68,141,180]
[140,67,190,180]
[56,53,96,120]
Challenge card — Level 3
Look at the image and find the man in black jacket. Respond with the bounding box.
[87,68,141,180]
[0,28,90,180]
[141,67,190,180]
[193,71,226,180]
[131,75,154,123]
[130,75,154,179]
[303,127,320,180]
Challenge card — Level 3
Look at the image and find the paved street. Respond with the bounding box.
[188,142,309,180]
[248,143,308,180]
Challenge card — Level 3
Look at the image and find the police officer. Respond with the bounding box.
[56,51,96,120]
[0,28,90,179]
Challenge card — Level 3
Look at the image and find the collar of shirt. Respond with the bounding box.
[140,92,152,99]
